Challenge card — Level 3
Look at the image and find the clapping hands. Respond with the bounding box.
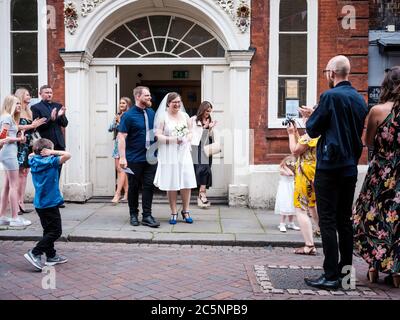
[58,105,66,117]
[51,106,67,121]
[203,118,217,129]
[32,117,47,128]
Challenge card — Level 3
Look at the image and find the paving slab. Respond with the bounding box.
[172,220,221,233]
[219,207,256,219]
[221,219,265,234]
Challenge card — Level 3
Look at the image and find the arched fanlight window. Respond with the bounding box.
[94,16,226,58]
[11,0,38,96]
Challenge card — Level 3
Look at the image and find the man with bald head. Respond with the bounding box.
[300,55,368,290]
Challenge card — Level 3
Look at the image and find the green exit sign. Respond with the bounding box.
[173,71,189,79]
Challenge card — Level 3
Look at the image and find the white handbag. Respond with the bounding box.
[204,142,221,157]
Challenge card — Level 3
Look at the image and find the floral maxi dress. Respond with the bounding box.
[353,104,400,274]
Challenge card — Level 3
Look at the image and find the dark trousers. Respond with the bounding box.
[127,162,156,217]
[314,170,357,280]
[32,206,62,258]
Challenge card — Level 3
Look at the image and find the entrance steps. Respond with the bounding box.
[87,195,229,205]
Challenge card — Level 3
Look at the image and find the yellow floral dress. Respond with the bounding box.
[294,135,319,210]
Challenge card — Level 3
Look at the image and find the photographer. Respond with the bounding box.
[286,118,320,256]
[302,55,368,290]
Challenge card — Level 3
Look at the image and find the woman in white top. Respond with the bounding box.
[0,95,31,228]
[190,101,216,208]
[154,92,197,224]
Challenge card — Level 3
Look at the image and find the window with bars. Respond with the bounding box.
[93,16,225,58]
[11,0,38,97]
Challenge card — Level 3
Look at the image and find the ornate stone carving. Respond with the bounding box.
[81,0,106,17]
[236,0,251,33]
[215,0,235,18]
[64,1,79,35]
[214,0,251,33]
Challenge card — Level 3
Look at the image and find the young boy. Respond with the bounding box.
[24,138,71,270]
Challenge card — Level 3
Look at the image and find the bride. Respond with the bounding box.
[153,92,197,224]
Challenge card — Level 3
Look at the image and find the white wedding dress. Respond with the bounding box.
[153,111,197,191]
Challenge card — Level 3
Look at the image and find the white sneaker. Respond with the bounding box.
[278,223,287,232]
[0,216,11,226]
[9,216,31,227]
[287,222,300,231]
[21,217,32,226]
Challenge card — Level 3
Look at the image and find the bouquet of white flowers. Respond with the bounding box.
[172,124,189,147]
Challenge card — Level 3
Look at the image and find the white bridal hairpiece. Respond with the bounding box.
[154,93,187,129]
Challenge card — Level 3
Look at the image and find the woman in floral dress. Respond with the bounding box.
[353,67,400,288]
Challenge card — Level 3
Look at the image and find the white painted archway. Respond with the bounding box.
[60,0,253,202]
[65,0,244,53]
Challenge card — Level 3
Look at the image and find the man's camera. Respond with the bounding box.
[282,117,295,126]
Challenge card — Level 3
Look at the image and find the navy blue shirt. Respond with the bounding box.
[306,81,368,176]
[29,155,64,209]
[118,105,155,163]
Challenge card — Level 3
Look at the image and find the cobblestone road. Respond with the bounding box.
[0,241,399,300]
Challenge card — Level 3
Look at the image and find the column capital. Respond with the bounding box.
[60,50,93,71]
[226,49,255,69]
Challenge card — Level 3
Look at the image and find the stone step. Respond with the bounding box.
[87,195,229,204]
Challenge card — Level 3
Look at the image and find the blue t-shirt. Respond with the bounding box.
[118,106,155,163]
[28,155,64,209]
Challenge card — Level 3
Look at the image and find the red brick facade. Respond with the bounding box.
[47,0,65,107]
[250,0,369,164]
[48,0,368,165]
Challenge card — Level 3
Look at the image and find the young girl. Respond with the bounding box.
[274,155,300,232]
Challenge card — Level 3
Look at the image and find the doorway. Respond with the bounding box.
[89,64,230,197]
[119,65,202,116]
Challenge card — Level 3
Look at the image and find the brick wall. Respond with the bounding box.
[47,0,65,106]
[250,0,369,165]
[249,0,269,164]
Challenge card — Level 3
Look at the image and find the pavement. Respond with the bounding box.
[1,241,399,300]
[0,202,322,247]
[1,203,399,301]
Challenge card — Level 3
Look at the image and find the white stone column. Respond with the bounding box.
[60,51,93,202]
[226,50,254,206]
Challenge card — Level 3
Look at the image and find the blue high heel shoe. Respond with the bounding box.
[181,210,193,224]
[169,213,178,225]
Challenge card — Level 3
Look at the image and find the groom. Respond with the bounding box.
[118,86,160,228]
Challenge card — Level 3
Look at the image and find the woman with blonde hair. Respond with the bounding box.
[0,95,32,227]
[108,97,132,203]
[14,88,46,214]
